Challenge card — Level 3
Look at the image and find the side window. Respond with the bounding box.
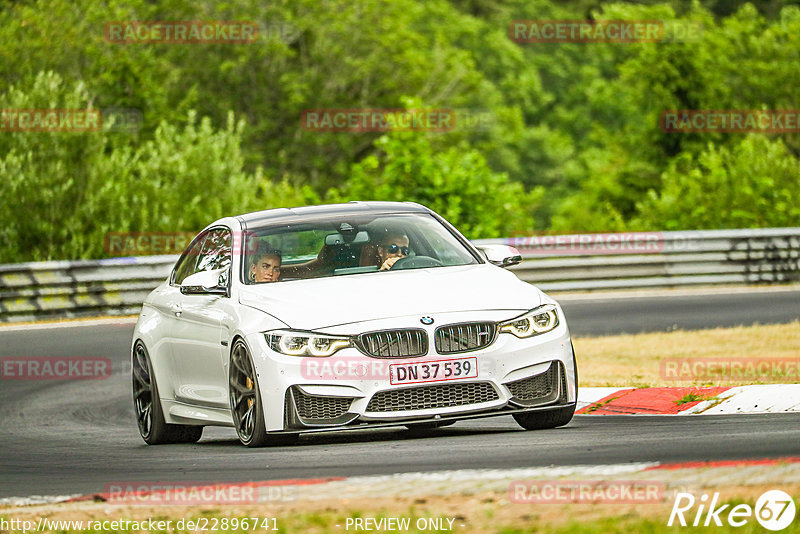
[172,228,232,285]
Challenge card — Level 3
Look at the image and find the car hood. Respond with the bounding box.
[238,264,542,330]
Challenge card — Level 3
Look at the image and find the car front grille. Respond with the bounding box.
[366,382,499,412]
[293,388,353,420]
[434,322,496,354]
[356,329,428,358]
[505,362,560,402]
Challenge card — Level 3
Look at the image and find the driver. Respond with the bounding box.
[376,233,410,271]
[250,249,282,283]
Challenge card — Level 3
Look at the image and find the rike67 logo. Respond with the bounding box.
[669,490,796,531]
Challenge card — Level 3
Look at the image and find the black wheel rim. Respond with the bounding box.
[132,344,153,438]
[229,342,257,442]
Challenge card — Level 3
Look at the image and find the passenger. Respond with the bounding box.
[376,233,410,271]
[250,250,282,283]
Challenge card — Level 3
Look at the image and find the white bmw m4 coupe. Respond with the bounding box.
[132,201,578,446]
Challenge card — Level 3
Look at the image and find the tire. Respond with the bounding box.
[132,342,203,444]
[229,339,270,447]
[229,339,300,447]
[513,345,578,431]
[512,404,576,430]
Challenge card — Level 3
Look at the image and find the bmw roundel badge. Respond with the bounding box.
[420,316,434,325]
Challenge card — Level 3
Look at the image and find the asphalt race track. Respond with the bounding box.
[1,288,799,499]
[558,287,800,336]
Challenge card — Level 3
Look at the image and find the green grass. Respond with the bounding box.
[674,392,713,405]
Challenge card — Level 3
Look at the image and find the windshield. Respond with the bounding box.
[242,213,480,284]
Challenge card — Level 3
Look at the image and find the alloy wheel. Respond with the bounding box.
[229,341,258,442]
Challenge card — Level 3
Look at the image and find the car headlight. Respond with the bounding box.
[499,305,559,338]
[265,330,352,357]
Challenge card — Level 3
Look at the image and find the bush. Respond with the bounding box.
[633,135,800,230]
[0,72,315,262]
[328,131,541,239]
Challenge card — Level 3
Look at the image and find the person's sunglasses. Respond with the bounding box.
[381,243,410,255]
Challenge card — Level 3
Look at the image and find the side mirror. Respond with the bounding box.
[474,244,522,268]
[180,268,229,296]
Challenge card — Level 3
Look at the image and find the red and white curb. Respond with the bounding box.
[577,385,800,415]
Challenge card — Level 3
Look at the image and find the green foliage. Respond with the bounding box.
[329,131,542,239]
[0,72,314,262]
[633,135,800,230]
[548,2,800,232]
[1,0,798,262]
[0,71,109,262]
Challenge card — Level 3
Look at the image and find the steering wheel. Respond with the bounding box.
[390,255,444,270]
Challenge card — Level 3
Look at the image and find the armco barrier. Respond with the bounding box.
[474,227,800,291]
[1,228,798,322]
[0,255,178,322]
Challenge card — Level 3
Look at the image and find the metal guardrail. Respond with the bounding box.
[1,228,798,322]
[474,227,800,291]
[0,255,178,322]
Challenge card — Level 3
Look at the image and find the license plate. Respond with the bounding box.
[389,357,478,385]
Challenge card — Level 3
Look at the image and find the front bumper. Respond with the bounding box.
[246,311,576,432]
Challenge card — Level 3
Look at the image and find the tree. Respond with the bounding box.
[0,72,314,262]
[633,135,800,230]
[329,130,542,239]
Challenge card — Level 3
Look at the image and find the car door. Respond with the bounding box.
[168,227,234,409]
